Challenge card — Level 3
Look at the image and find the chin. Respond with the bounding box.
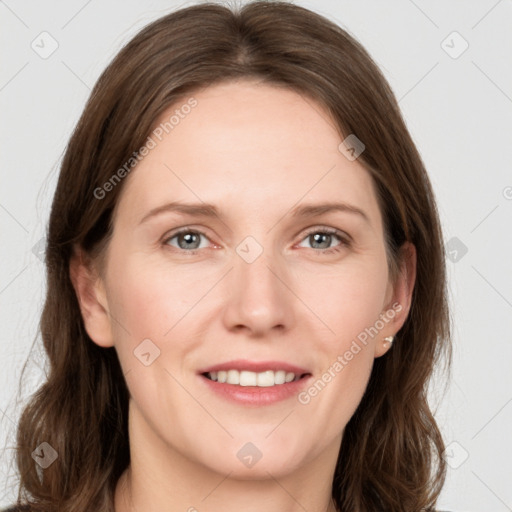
[192,441,309,480]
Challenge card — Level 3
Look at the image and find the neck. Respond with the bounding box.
[116,468,339,512]
[114,400,341,512]
[115,467,338,512]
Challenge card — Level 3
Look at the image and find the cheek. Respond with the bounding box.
[294,255,387,412]
[106,253,209,340]
[292,256,387,390]
[105,252,223,382]
[295,253,390,344]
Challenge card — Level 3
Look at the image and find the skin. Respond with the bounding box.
[70,79,416,512]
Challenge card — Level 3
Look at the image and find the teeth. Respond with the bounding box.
[206,369,302,386]
[256,370,274,387]
[227,369,239,385]
[274,370,286,385]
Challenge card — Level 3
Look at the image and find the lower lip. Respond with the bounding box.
[199,374,312,406]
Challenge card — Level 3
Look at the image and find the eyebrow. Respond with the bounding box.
[139,200,370,225]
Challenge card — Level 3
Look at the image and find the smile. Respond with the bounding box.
[204,369,306,387]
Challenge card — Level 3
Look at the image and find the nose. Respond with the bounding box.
[221,246,295,337]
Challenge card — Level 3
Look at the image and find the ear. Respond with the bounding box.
[69,245,114,348]
[374,241,417,358]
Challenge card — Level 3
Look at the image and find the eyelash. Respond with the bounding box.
[162,226,351,256]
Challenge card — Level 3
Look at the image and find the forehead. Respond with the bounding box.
[114,80,382,231]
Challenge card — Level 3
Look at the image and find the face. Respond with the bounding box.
[73,79,414,480]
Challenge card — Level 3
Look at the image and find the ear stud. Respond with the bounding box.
[383,335,394,348]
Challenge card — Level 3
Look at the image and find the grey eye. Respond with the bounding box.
[166,230,208,250]
[298,231,342,250]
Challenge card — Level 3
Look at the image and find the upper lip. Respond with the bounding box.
[198,359,311,375]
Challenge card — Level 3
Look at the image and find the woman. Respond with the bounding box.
[6,1,451,511]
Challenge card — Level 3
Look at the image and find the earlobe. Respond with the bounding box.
[375,242,417,358]
[69,246,114,348]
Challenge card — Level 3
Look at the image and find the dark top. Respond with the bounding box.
[2,505,456,511]
[2,508,458,512]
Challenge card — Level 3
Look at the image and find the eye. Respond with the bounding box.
[162,226,350,256]
[297,227,350,254]
[164,228,210,253]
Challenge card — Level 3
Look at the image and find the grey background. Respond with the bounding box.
[1,0,511,510]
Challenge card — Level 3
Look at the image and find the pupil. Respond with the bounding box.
[312,233,330,249]
[180,232,199,249]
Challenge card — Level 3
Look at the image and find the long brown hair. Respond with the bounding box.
[10,2,451,510]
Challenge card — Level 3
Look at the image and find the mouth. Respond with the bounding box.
[197,360,312,405]
[202,369,310,387]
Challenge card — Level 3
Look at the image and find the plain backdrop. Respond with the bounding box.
[1,1,511,510]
